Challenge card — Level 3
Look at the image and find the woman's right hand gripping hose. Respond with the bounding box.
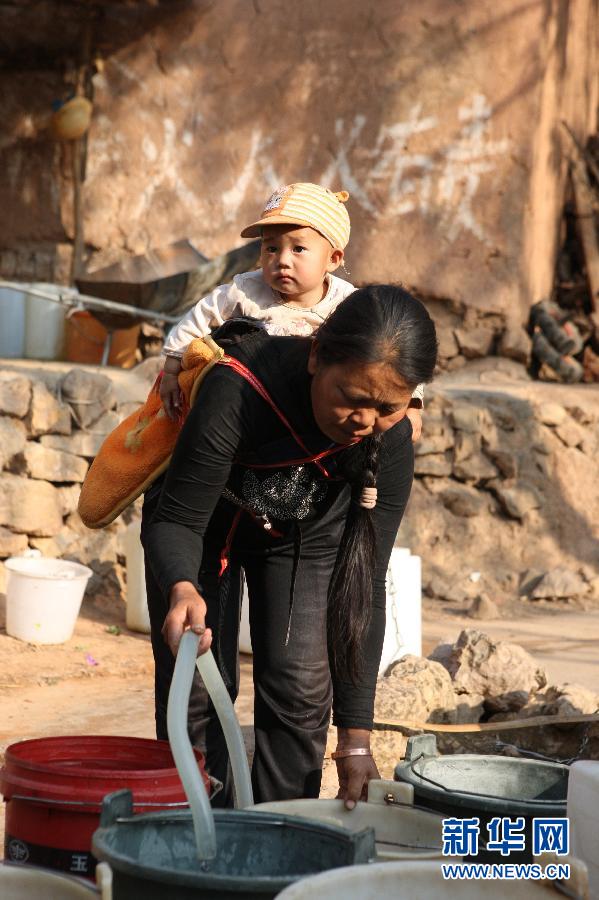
[163,581,212,657]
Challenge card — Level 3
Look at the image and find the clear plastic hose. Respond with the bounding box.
[196,649,254,809]
[167,631,216,860]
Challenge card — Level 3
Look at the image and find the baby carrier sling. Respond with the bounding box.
[78,333,345,533]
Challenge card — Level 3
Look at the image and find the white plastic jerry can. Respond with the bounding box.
[378,547,422,676]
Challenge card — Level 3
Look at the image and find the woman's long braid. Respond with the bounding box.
[328,434,382,682]
[318,284,438,681]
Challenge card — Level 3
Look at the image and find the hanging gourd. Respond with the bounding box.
[51,96,93,141]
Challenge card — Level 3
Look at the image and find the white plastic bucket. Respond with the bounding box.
[568,760,599,900]
[0,860,112,898]
[5,557,92,644]
[24,286,66,361]
[277,858,588,899]
[379,547,422,675]
[124,521,151,634]
[0,287,26,358]
[249,778,448,861]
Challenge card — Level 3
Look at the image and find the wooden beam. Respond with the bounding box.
[373,712,599,734]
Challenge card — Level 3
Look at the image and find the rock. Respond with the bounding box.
[440,483,486,517]
[453,452,498,482]
[0,416,27,469]
[519,568,544,596]
[437,328,460,361]
[88,409,120,433]
[66,529,119,566]
[493,483,541,519]
[0,526,28,558]
[49,404,73,435]
[567,405,595,426]
[57,484,81,517]
[375,654,457,723]
[450,405,482,433]
[0,372,31,418]
[541,683,599,717]
[554,420,586,449]
[453,431,480,462]
[498,323,531,363]
[537,402,566,426]
[81,559,125,607]
[483,446,518,478]
[132,355,164,385]
[414,453,453,477]
[529,566,587,600]
[23,443,89,483]
[430,629,547,713]
[41,432,105,459]
[454,694,486,723]
[64,511,91,535]
[30,526,81,558]
[117,401,143,421]
[42,409,119,457]
[60,369,115,429]
[0,473,63,536]
[414,429,454,456]
[26,381,63,436]
[467,593,499,619]
[425,573,470,603]
[454,325,495,359]
[579,563,597,583]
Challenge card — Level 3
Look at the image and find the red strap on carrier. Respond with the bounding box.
[219,355,343,477]
[216,355,346,574]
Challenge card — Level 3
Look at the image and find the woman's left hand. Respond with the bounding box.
[335,753,380,810]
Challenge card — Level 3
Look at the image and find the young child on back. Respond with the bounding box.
[160,182,424,438]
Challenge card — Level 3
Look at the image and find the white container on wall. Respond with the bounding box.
[125,520,151,634]
[24,285,66,360]
[0,287,26,357]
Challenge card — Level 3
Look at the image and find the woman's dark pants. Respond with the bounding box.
[142,498,346,806]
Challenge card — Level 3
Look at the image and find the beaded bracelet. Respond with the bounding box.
[330,747,372,760]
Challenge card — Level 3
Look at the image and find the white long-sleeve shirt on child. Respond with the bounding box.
[163,269,424,404]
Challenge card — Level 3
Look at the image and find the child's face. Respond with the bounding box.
[260,224,343,300]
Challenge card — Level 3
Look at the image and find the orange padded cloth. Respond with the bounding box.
[78,336,224,528]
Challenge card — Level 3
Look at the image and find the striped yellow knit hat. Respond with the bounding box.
[240,183,351,250]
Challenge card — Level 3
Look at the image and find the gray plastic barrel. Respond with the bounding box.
[92,789,375,899]
[394,735,569,862]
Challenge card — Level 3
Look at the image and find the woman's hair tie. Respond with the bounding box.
[359,486,377,509]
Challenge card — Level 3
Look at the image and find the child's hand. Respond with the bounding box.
[160,373,183,421]
[406,407,423,442]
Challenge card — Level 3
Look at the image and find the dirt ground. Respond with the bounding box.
[2,582,599,857]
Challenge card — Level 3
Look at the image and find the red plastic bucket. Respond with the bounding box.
[0,735,210,879]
